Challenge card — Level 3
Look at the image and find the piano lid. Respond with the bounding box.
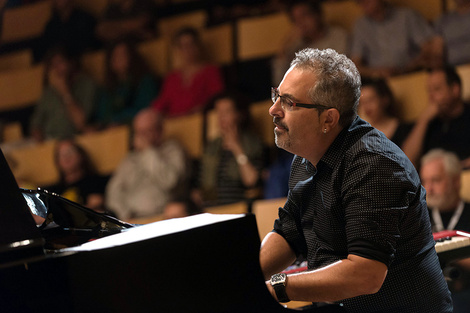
[0,148,42,245]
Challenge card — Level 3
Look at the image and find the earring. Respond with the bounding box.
[323,128,327,134]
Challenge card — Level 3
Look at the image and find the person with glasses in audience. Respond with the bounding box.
[259,48,452,312]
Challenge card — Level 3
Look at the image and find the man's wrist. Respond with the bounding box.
[270,273,290,303]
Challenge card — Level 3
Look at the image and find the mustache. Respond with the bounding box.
[273,117,288,131]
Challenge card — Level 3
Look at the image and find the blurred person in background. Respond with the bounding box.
[272,0,349,85]
[359,77,412,148]
[434,0,470,66]
[402,67,470,168]
[420,148,470,313]
[92,39,159,129]
[197,92,266,207]
[151,27,225,118]
[30,47,96,142]
[106,108,187,220]
[351,0,443,78]
[44,139,109,213]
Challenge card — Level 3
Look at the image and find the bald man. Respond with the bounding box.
[106,109,187,220]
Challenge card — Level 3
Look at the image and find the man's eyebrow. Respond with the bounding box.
[278,91,299,102]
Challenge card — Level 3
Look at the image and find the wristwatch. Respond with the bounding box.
[270,273,290,303]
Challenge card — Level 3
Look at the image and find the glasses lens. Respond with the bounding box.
[271,87,278,104]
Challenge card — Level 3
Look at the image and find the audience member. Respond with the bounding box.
[402,67,470,167]
[420,148,470,313]
[350,0,442,78]
[30,47,96,142]
[271,0,348,85]
[359,78,412,148]
[95,0,156,44]
[34,0,99,62]
[197,92,265,207]
[106,108,187,220]
[151,27,225,118]
[44,139,109,213]
[93,39,159,128]
[435,0,470,66]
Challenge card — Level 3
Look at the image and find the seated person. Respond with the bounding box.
[105,108,188,220]
[351,0,443,78]
[420,149,470,313]
[402,67,470,168]
[43,139,109,213]
[93,39,159,128]
[272,0,349,85]
[197,92,266,207]
[434,0,470,66]
[30,47,97,141]
[359,77,413,148]
[150,27,225,118]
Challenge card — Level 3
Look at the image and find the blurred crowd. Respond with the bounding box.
[0,0,470,222]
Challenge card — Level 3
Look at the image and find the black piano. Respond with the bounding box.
[0,149,344,313]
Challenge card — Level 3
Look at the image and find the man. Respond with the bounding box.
[402,67,470,168]
[420,149,470,313]
[106,108,187,220]
[350,0,442,78]
[260,48,452,312]
[435,0,470,66]
[271,0,348,85]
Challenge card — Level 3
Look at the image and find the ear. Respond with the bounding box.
[322,108,341,131]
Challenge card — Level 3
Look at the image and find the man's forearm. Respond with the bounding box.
[259,232,296,280]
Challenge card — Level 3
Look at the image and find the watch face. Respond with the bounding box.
[271,273,286,284]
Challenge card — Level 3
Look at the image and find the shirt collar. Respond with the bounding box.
[318,116,373,170]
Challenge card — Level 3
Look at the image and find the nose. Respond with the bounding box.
[269,98,284,117]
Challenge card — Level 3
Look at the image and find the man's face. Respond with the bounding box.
[427,71,460,115]
[132,116,161,151]
[420,158,460,211]
[269,67,323,158]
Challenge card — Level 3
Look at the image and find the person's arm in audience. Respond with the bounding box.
[401,103,439,167]
[49,70,87,132]
[222,126,260,188]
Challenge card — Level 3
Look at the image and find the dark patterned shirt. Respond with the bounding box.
[274,117,452,313]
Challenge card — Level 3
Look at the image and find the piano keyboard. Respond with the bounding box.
[433,230,470,267]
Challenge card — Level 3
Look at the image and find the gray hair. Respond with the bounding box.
[290,48,361,127]
[421,149,462,177]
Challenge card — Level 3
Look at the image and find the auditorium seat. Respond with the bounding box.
[390,0,443,21]
[0,64,44,112]
[386,70,428,122]
[80,50,106,85]
[457,63,470,102]
[163,112,204,159]
[0,0,52,43]
[204,201,249,214]
[73,0,108,17]
[1,122,23,143]
[251,197,287,240]
[236,12,291,61]
[321,0,363,33]
[75,125,131,176]
[157,10,207,39]
[8,139,58,187]
[137,37,170,76]
[461,170,470,203]
[0,49,33,72]
[201,23,234,66]
[249,99,275,147]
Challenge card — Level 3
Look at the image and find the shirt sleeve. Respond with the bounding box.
[341,149,417,267]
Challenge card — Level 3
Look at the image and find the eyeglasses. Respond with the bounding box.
[271,87,332,111]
